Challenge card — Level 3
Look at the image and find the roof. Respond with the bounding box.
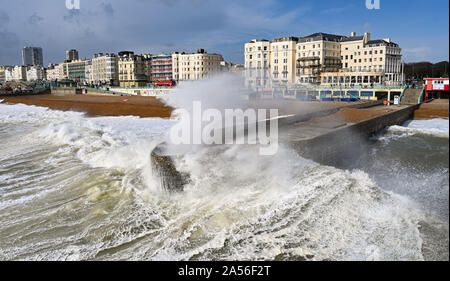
[366,39,399,47]
[301,32,346,42]
[340,35,364,42]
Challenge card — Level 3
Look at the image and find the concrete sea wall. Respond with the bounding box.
[291,104,420,166]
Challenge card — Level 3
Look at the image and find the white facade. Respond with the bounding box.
[13,66,27,81]
[26,65,45,81]
[172,49,224,81]
[91,53,118,85]
[4,68,14,81]
[46,64,64,81]
[244,32,403,88]
[244,39,271,89]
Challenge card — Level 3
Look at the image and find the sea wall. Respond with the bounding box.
[291,104,420,166]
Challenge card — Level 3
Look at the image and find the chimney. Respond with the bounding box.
[351,32,356,37]
[363,32,371,44]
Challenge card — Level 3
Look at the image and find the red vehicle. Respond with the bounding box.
[424,78,449,100]
[154,80,176,87]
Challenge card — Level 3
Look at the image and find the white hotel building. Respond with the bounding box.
[244,32,403,89]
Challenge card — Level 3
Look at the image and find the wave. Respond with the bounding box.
[0,103,445,261]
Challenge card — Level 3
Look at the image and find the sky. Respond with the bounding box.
[0,0,448,66]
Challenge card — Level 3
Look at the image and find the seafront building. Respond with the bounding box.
[0,66,14,82]
[46,64,64,81]
[62,59,88,82]
[90,53,118,86]
[244,32,403,89]
[22,47,43,66]
[118,51,148,87]
[26,65,45,81]
[172,49,224,81]
[12,66,27,81]
[149,54,173,82]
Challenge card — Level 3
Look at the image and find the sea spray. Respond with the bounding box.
[0,97,447,261]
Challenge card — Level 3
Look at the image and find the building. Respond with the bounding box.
[26,65,45,81]
[62,60,88,82]
[66,49,79,61]
[149,54,173,82]
[244,32,403,88]
[22,47,43,66]
[424,78,449,100]
[13,66,27,81]
[118,51,148,87]
[172,49,224,81]
[0,66,14,82]
[46,64,64,81]
[3,67,14,82]
[270,37,298,85]
[296,33,344,84]
[90,53,118,85]
[338,32,402,86]
[244,39,271,89]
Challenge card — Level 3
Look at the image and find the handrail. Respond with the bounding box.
[417,86,425,104]
[398,84,408,104]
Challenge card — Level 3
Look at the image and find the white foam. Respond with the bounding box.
[0,102,437,261]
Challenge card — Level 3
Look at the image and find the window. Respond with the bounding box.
[364,51,367,55]
[264,46,267,51]
[380,50,383,54]
[350,55,353,59]
[345,47,348,50]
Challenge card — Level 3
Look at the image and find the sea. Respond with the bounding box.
[0,101,448,261]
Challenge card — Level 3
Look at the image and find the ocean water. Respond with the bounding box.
[0,102,448,261]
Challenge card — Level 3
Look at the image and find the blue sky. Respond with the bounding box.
[0,0,448,65]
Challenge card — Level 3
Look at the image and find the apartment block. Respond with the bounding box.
[62,60,88,82]
[149,54,173,82]
[26,65,45,81]
[46,64,64,81]
[244,39,271,89]
[0,66,14,82]
[118,51,148,87]
[172,49,224,81]
[22,47,43,66]
[66,49,79,61]
[270,37,298,85]
[91,53,118,85]
[13,66,27,81]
